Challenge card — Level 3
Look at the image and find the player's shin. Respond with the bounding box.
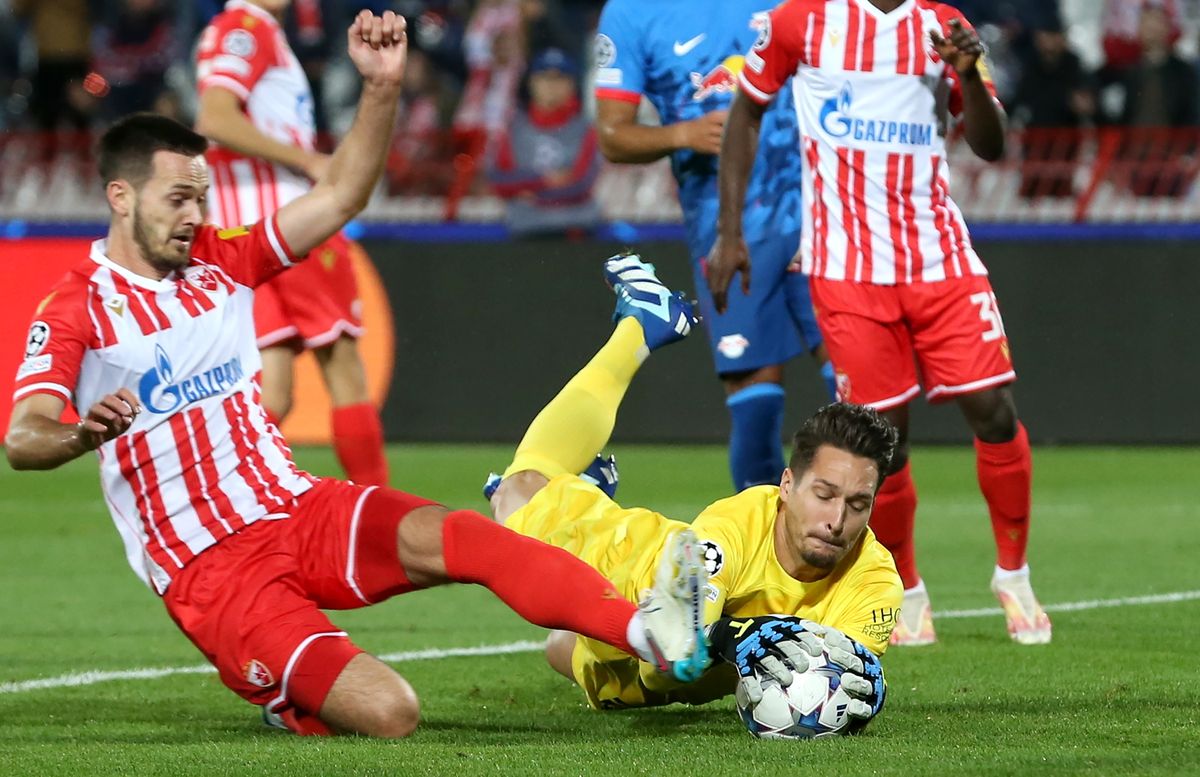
[726,384,786,490]
[975,421,1032,571]
[502,318,647,479]
[440,510,640,656]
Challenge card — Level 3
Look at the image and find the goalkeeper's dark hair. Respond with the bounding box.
[97,113,208,188]
[787,403,899,489]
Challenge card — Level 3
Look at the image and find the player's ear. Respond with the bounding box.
[106,179,134,218]
[779,466,794,493]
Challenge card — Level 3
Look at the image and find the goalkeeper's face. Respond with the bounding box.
[777,445,879,577]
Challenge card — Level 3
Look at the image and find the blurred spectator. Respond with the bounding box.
[283,0,336,132]
[91,0,181,121]
[454,0,524,144]
[1102,0,1183,72]
[386,47,458,195]
[12,0,94,132]
[1010,16,1095,197]
[1110,4,1197,127]
[1108,3,1198,196]
[486,48,600,237]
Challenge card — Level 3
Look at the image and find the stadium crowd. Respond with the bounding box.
[1,0,1199,207]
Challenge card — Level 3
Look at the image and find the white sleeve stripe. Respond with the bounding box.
[13,382,72,403]
[738,72,773,104]
[198,75,251,101]
[264,216,294,267]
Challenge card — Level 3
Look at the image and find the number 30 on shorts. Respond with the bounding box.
[969,291,1006,343]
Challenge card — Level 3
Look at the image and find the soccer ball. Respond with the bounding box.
[735,642,858,739]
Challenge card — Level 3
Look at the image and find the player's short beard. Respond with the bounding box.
[132,203,188,274]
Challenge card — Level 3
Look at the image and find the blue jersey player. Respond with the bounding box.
[593,0,836,491]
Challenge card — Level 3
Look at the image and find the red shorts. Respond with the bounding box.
[810,275,1017,410]
[255,232,364,350]
[162,479,437,716]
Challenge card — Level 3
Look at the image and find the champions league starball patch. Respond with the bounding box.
[25,321,50,358]
[699,540,724,576]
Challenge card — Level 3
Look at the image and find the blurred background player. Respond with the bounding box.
[710,0,1052,646]
[194,0,388,486]
[487,254,899,715]
[592,0,835,493]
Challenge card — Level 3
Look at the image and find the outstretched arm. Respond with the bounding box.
[707,91,767,313]
[274,11,406,258]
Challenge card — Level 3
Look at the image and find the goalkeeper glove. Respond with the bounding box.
[707,616,825,704]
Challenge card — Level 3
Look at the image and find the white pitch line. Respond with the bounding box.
[3,592,1199,696]
[937,589,1200,619]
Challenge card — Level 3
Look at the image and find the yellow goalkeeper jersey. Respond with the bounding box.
[505,476,902,709]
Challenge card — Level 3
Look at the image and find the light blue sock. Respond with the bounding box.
[820,361,838,401]
[726,383,786,492]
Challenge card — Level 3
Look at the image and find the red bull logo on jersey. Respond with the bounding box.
[819,83,934,146]
[690,55,745,101]
[138,344,245,414]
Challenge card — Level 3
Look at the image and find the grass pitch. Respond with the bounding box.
[1,444,1198,776]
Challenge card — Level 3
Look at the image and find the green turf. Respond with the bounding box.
[2,445,1198,776]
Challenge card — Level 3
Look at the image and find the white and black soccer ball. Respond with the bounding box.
[735,639,858,739]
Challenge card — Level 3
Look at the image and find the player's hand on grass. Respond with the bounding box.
[705,233,750,314]
[78,389,140,451]
[673,110,727,156]
[930,18,983,76]
[348,10,407,88]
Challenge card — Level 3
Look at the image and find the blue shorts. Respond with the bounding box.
[688,229,822,376]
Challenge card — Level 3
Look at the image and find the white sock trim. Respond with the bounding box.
[626,611,652,662]
[903,580,927,596]
[993,563,1030,582]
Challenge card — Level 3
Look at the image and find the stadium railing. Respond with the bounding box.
[2,127,1199,231]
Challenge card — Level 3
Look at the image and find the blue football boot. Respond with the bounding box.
[603,254,698,352]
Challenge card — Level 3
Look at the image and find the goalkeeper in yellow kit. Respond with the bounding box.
[487,254,904,714]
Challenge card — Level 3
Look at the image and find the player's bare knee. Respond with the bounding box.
[492,470,548,525]
[544,630,578,682]
[364,685,421,739]
[960,388,1017,443]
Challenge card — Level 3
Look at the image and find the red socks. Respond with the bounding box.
[332,402,389,486]
[870,461,920,589]
[440,510,637,656]
[975,422,1032,571]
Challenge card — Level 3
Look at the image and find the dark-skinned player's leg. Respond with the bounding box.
[956,385,1051,644]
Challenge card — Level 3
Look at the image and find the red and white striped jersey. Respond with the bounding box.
[12,218,315,594]
[739,0,999,284]
[196,0,315,227]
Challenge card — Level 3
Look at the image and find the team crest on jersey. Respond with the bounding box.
[223,29,257,59]
[835,371,852,402]
[244,659,275,688]
[699,540,724,576]
[25,321,50,358]
[185,265,220,293]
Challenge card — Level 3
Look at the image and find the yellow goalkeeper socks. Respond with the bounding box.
[504,318,649,479]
